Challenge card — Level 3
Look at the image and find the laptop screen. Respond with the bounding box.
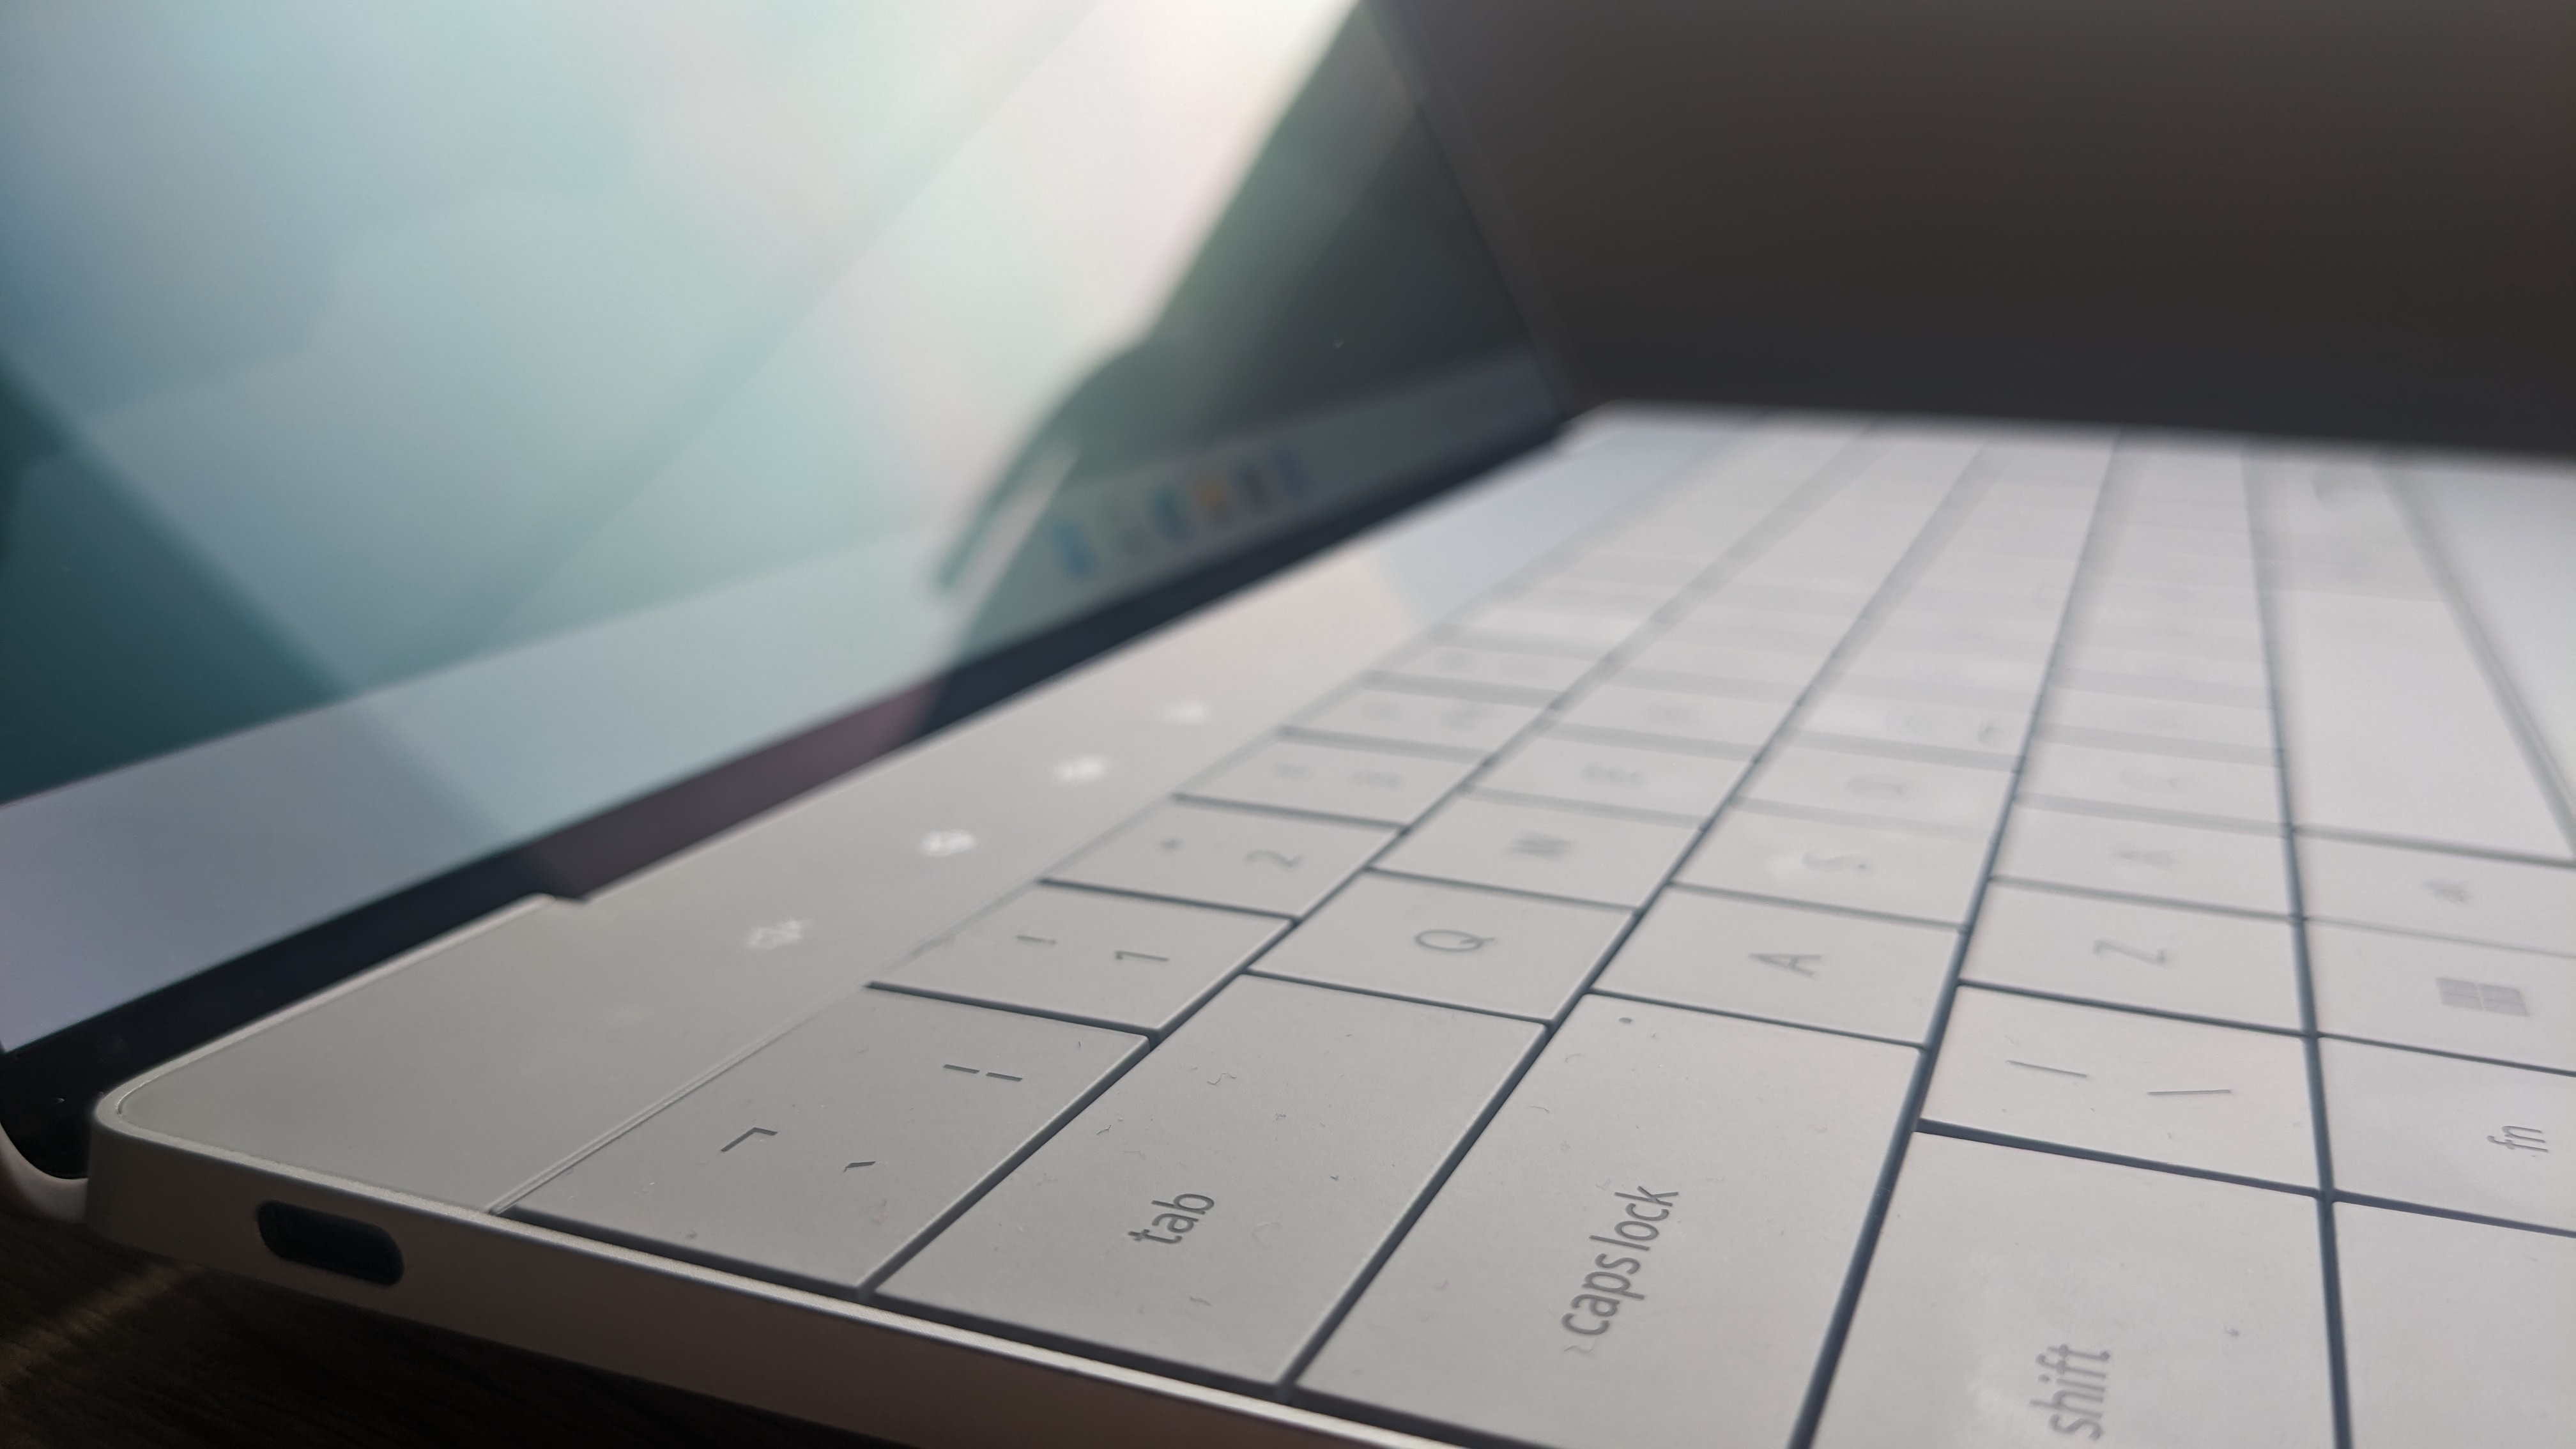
[0,1,1554,1128]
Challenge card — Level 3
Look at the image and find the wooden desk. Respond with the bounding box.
[0,1212,895,1447]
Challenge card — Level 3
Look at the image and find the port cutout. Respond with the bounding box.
[256,1200,404,1285]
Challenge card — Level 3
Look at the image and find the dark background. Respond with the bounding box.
[1391,0,2576,453]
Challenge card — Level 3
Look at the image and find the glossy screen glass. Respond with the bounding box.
[0,0,1551,1065]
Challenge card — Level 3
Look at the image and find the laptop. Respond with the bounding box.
[5,4,2571,1446]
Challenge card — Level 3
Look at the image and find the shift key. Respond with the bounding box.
[878,976,1537,1386]
[1303,997,1918,1448]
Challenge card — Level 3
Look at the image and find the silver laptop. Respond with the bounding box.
[5,5,2571,1446]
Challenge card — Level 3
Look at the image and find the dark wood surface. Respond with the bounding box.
[0,1211,901,1448]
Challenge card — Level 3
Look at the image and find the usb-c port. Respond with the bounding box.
[255,1200,404,1285]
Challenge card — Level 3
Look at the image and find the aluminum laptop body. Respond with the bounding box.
[5,6,2573,1448]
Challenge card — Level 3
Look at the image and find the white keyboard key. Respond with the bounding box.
[1377,795,1699,908]
[2059,643,2271,694]
[1925,987,2317,1186]
[2020,738,2281,827]
[1450,602,1642,652]
[1744,744,2014,836]
[1690,581,1868,621]
[1552,682,1790,752]
[879,977,1537,1384]
[2085,578,2259,622]
[2044,687,2274,756]
[511,992,1144,1294]
[1962,883,2302,1029]
[2299,835,2576,956]
[877,885,1283,1034]
[1874,613,2061,651]
[1050,801,1390,917]
[2336,1204,2576,1449]
[1303,998,1917,1449]
[1679,808,1991,925]
[1600,888,1958,1043]
[1656,615,1861,657]
[1372,641,1595,702]
[2320,1038,2575,1231]
[2310,922,2576,1071]
[1837,646,2048,700]
[1902,581,2070,620]
[1501,586,1664,622]
[1671,599,1850,643]
[2111,521,2253,560]
[1814,1135,2331,1449]
[1619,636,1827,693]
[2272,587,2572,860]
[1292,686,1544,757]
[1995,804,2290,916]
[1797,691,2030,760]
[1183,737,1475,826]
[2096,550,2257,590]
[2076,618,2266,661]
[1545,551,1709,592]
[1477,732,1749,822]
[1250,873,1627,1021]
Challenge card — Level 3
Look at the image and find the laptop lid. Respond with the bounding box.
[0,0,1561,1177]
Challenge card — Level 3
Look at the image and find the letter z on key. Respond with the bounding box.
[1562,1186,1679,1337]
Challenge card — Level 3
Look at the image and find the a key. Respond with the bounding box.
[2058,643,2272,696]
[2043,687,2274,757]
[1377,795,1699,908]
[1924,986,2317,1186]
[2320,1038,2575,1232]
[1544,551,1709,592]
[1250,872,1629,1021]
[2308,921,2573,1071]
[1961,883,2301,1029]
[1795,691,2032,760]
[1993,804,2290,916]
[1049,800,1390,917]
[2083,578,2259,622]
[1552,682,1790,753]
[1655,616,1862,657]
[1836,645,2050,703]
[875,885,1283,1034]
[2297,835,2576,956]
[878,976,1537,1385]
[1302,997,1918,1449]
[1446,603,1639,656]
[1677,806,1991,925]
[1742,744,2014,836]
[1813,1135,2333,1449]
[1370,641,1595,702]
[1599,888,1958,1043]
[1291,686,1544,757]
[2271,586,2571,860]
[2335,1204,2576,1449]
[2095,549,2258,590]
[1669,599,1852,643]
[2018,739,2282,827]
[1182,737,1476,826]
[1497,586,1666,622]
[1475,732,1749,822]
[2073,618,2267,661]
[1617,637,1829,694]
[509,991,1142,1294]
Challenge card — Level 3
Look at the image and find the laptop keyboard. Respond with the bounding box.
[509,422,2576,1448]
